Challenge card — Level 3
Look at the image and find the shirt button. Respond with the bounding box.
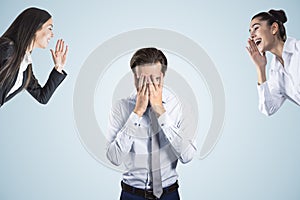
[161,123,164,126]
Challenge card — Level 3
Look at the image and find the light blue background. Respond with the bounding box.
[1,0,300,199]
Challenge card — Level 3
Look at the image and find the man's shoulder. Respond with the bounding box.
[112,95,136,112]
[115,95,135,104]
[163,87,181,105]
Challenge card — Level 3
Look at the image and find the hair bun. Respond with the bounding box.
[269,9,287,23]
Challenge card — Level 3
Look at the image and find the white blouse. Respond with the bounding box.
[257,37,300,115]
[6,52,32,97]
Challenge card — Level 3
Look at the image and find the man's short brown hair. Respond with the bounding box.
[130,47,167,75]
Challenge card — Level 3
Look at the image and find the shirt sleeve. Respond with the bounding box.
[26,67,67,104]
[257,80,286,116]
[157,104,197,164]
[106,101,141,166]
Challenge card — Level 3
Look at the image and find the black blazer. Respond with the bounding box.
[0,64,67,108]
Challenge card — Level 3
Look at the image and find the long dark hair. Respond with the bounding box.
[252,9,287,42]
[0,7,51,87]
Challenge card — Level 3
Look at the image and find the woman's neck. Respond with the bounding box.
[270,39,285,66]
[26,40,34,53]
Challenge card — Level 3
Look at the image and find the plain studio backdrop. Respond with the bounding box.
[1,1,300,199]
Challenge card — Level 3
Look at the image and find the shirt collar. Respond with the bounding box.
[282,37,296,54]
[271,37,296,70]
[19,52,32,72]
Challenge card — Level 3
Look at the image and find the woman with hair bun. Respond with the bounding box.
[247,9,300,116]
[0,7,68,108]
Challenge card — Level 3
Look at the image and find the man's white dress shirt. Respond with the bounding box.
[106,88,197,189]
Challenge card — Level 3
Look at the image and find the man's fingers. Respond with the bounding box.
[147,76,155,94]
[151,75,160,91]
[159,72,164,88]
[141,75,148,94]
[144,85,149,96]
[137,75,143,92]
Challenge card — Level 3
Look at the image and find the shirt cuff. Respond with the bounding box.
[121,112,142,137]
[61,70,67,75]
[257,81,272,103]
[158,112,175,141]
[51,68,67,79]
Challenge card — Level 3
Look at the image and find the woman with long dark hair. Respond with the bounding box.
[0,7,68,107]
[247,9,300,116]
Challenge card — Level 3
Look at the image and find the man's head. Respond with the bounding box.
[130,47,167,89]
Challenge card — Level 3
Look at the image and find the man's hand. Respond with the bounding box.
[133,74,149,117]
[148,73,165,117]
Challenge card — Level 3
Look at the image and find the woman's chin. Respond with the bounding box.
[258,47,264,53]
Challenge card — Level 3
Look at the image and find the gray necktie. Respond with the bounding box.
[149,109,163,198]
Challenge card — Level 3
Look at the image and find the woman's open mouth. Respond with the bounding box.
[255,38,262,46]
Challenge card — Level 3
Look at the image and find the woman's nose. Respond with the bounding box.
[250,31,256,39]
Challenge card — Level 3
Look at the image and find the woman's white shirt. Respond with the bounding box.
[6,52,32,97]
[257,37,300,115]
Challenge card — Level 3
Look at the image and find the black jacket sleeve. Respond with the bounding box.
[26,67,67,104]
